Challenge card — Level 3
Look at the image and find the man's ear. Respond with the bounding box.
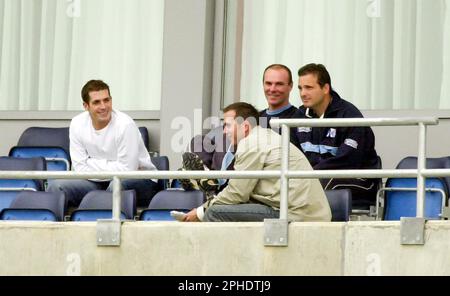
[243,120,252,135]
[83,102,88,110]
[323,83,330,95]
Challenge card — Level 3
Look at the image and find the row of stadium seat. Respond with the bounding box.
[2,155,448,222]
[0,188,206,222]
[0,188,352,222]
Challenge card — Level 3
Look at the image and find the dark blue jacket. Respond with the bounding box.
[290,91,379,170]
[260,105,297,132]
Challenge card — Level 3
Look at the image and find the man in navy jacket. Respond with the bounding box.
[291,63,380,209]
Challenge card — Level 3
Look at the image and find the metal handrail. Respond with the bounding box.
[271,117,439,220]
[270,117,439,127]
[5,168,450,180]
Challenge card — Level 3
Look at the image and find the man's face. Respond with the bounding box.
[83,89,112,129]
[223,110,246,146]
[298,73,329,111]
[263,68,292,109]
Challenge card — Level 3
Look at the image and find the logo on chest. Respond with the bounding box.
[326,128,337,138]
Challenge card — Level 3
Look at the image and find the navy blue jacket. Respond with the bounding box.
[260,105,297,132]
[290,91,379,170]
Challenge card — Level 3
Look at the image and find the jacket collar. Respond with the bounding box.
[304,90,343,118]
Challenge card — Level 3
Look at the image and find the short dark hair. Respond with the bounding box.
[81,80,111,104]
[298,63,332,90]
[223,102,259,127]
[263,64,293,85]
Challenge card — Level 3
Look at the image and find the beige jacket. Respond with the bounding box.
[204,126,331,222]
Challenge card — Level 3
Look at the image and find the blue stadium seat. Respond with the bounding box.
[151,155,170,190]
[383,178,446,220]
[395,156,450,191]
[9,146,70,171]
[0,180,40,212]
[325,189,352,222]
[14,126,71,170]
[0,191,66,221]
[71,211,127,221]
[71,190,136,221]
[0,157,46,212]
[138,126,150,151]
[380,156,450,220]
[17,127,70,157]
[1,209,57,221]
[140,189,204,221]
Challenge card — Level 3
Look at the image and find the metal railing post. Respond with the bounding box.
[112,176,122,220]
[96,176,122,247]
[416,123,426,218]
[280,124,290,220]
[263,124,290,247]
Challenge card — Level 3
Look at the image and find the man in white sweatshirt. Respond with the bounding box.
[47,80,159,207]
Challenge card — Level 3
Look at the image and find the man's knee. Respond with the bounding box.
[46,179,68,192]
[203,205,223,222]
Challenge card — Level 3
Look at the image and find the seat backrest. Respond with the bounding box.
[190,126,231,171]
[71,210,127,221]
[17,127,70,161]
[384,178,445,220]
[9,146,70,171]
[396,156,450,194]
[138,126,150,151]
[325,189,352,222]
[75,190,136,219]
[140,209,181,221]
[151,156,169,189]
[373,155,382,169]
[151,156,169,171]
[141,189,204,220]
[148,189,204,210]
[0,209,57,221]
[0,157,46,191]
[0,156,46,171]
[1,191,66,221]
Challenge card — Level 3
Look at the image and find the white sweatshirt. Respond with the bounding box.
[70,109,157,173]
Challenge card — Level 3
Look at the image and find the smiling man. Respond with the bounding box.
[183,102,331,222]
[47,80,159,207]
[259,64,297,131]
[290,64,380,210]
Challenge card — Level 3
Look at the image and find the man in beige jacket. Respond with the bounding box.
[184,102,331,222]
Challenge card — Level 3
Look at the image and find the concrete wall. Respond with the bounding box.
[344,221,450,275]
[0,221,343,276]
[0,221,450,275]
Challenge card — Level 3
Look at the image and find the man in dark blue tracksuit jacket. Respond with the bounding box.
[291,64,380,209]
